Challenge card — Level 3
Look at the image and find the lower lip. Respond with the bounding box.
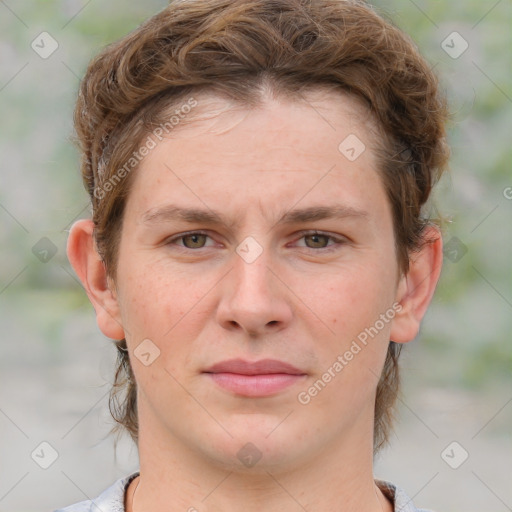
[205,372,306,397]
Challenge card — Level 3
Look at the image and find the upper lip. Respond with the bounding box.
[204,358,305,375]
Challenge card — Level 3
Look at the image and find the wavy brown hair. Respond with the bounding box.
[74,0,449,454]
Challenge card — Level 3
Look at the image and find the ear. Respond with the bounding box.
[67,219,125,340]
[390,225,443,344]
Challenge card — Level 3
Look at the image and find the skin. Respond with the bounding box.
[68,89,442,512]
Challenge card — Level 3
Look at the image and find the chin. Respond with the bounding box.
[195,419,306,473]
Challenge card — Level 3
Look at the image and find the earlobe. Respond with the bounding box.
[67,219,125,340]
[390,226,443,344]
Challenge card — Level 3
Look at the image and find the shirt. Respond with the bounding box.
[54,472,433,512]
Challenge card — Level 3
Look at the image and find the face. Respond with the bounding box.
[112,90,404,471]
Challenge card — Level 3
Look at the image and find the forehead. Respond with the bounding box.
[126,89,390,228]
[156,87,380,162]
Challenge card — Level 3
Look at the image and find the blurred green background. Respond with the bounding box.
[0,1,510,511]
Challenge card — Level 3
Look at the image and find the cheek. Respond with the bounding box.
[300,277,393,413]
[117,265,209,392]
[298,261,395,333]
[117,261,211,346]
[296,261,396,392]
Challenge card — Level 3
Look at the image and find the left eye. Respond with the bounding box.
[300,233,335,249]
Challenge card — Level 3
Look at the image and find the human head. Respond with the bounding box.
[70,0,449,454]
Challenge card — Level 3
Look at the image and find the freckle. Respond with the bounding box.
[333,318,337,324]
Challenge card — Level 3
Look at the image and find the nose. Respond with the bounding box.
[216,245,293,337]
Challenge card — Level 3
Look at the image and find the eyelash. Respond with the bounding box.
[166,230,347,252]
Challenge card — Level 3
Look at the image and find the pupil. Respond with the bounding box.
[185,234,205,248]
[307,234,327,248]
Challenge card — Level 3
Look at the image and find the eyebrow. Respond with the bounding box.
[278,205,368,224]
[140,204,369,227]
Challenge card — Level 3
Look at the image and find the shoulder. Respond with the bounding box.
[53,472,139,512]
[376,479,436,512]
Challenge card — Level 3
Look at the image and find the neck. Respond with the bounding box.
[126,421,393,512]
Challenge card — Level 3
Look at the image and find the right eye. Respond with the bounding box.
[166,231,215,250]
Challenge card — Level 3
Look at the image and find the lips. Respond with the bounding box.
[203,358,307,397]
[204,358,305,376]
